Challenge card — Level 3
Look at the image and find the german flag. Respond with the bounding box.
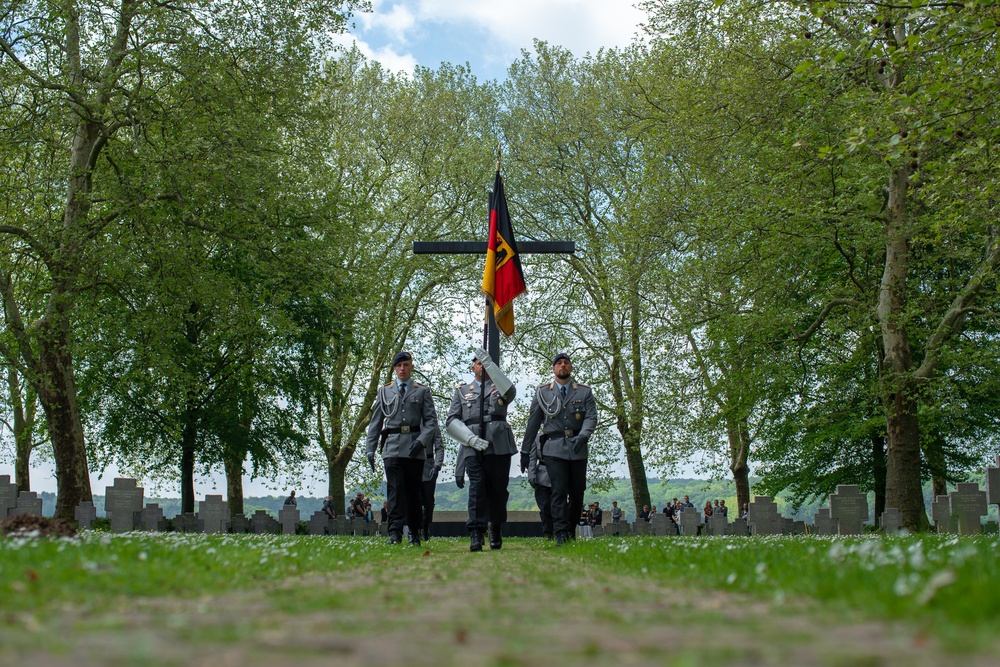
[481,170,527,336]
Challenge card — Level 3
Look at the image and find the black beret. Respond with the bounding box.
[392,351,412,366]
[552,352,571,365]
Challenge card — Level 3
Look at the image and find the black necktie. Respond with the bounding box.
[560,384,567,400]
[399,383,406,399]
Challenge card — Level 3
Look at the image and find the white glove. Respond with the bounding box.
[447,419,489,452]
[467,435,489,452]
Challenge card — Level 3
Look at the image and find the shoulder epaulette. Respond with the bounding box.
[574,382,590,389]
[383,382,393,387]
[538,382,550,388]
[455,382,464,388]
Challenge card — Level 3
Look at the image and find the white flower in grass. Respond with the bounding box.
[916,569,956,605]
[726,573,737,585]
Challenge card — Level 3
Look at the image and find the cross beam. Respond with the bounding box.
[411,240,575,363]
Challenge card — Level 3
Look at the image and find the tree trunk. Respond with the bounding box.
[327,452,347,518]
[9,367,37,492]
[621,423,650,515]
[872,432,887,523]
[727,418,751,511]
[225,454,244,516]
[878,165,929,531]
[181,408,197,514]
[36,333,92,519]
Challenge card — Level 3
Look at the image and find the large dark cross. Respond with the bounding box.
[412,240,575,364]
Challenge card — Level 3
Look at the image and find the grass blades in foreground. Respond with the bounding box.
[561,534,1000,649]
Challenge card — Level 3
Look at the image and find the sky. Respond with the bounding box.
[338,0,649,80]
[1,1,653,500]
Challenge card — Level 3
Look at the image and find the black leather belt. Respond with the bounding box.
[539,428,580,446]
[382,425,418,435]
[466,415,507,425]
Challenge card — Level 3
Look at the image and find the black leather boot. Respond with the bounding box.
[389,531,402,545]
[469,531,484,552]
[489,525,502,550]
[408,532,421,547]
[555,532,568,546]
[421,528,430,542]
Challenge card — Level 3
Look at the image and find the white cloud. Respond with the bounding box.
[330,32,419,76]
[358,0,419,43]
[414,0,646,55]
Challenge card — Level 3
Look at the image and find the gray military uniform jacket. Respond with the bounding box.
[422,428,446,482]
[520,380,597,461]
[446,380,517,456]
[366,381,438,460]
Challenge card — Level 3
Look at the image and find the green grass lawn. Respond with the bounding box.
[2,532,998,664]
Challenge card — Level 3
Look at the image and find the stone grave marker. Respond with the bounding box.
[678,508,701,536]
[948,483,987,535]
[279,506,300,535]
[376,522,388,537]
[881,508,904,535]
[105,478,143,533]
[747,496,782,536]
[252,509,279,534]
[632,519,653,536]
[230,513,250,533]
[730,516,749,536]
[650,513,670,536]
[986,456,1000,508]
[174,513,203,533]
[140,504,165,532]
[811,508,837,536]
[331,516,351,535]
[9,491,43,517]
[199,495,230,534]
[308,511,332,535]
[707,513,728,536]
[0,475,18,517]
[593,525,605,537]
[931,495,957,534]
[829,485,868,535]
[984,520,999,535]
[75,501,97,529]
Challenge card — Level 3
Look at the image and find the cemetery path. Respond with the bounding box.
[2,537,992,667]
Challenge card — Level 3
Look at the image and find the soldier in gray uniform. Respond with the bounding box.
[366,351,439,546]
[527,436,553,539]
[520,352,598,546]
[418,427,445,542]
[446,347,517,551]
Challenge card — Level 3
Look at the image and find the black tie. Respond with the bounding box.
[399,383,406,399]
[560,384,567,400]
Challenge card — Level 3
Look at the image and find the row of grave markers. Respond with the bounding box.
[3,456,998,535]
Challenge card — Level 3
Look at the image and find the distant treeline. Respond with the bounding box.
[37,476,995,521]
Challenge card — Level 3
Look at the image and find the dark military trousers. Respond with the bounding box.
[466,453,512,534]
[420,476,437,533]
[533,485,553,536]
[545,457,587,537]
[384,457,424,537]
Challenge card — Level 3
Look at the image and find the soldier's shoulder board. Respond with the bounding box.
[537,382,551,389]
[412,381,424,387]
[455,382,464,389]
[382,382,393,387]
[574,382,590,389]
